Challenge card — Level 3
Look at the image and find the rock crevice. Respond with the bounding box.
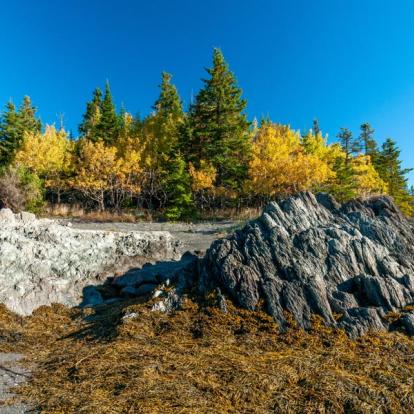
[201,192,414,336]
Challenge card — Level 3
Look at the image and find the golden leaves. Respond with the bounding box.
[246,124,335,197]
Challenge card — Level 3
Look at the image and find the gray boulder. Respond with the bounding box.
[0,210,181,315]
[201,192,414,336]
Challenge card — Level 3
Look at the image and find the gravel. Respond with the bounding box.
[0,353,33,413]
[66,219,243,253]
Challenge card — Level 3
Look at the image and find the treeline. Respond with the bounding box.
[0,49,413,218]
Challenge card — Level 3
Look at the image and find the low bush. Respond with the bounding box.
[0,166,44,213]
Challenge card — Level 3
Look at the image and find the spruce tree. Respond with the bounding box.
[312,119,320,136]
[145,72,193,218]
[0,97,41,165]
[153,72,184,119]
[337,127,359,165]
[163,154,195,220]
[359,123,377,158]
[150,71,185,156]
[79,87,102,142]
[187,48,251,191]
[0,102,20,165]
[97,81,118,145]
[18,96,41,133]
[330,156,358,201]
[376,138,412,211]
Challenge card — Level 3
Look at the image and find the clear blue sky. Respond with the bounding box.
[1,0,413,185]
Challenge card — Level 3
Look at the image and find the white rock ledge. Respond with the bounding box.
[0,209,181,315]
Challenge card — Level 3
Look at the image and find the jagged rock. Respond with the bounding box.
[400,313,414,335]
[201,192,414,337]
[149,252,201,313]
[0,210,181,315]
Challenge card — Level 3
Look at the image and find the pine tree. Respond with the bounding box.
[79,87,102,142]
[337,127,359,165]
[187,48,251,191]
[0,97,41,165]
[97,81,118,145]
[359,123,377,158]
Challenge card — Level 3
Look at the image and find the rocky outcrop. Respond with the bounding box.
[0,209,181,315]
[201,192,414,336]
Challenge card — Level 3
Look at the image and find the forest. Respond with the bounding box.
[0,49,412,220]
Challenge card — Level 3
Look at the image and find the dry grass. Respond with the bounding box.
[44,203,262,223]
[44,203,147,223]
[198,206,262,221]
[1,298,413,414]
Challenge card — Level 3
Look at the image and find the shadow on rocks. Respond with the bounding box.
[65,252,202,342]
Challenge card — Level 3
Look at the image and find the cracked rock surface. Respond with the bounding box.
[0,209,181,315]
[201,192,414,337]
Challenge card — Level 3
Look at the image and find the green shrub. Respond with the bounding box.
[0,165,44,213]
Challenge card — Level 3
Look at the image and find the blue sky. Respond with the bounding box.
[0,0,413,184]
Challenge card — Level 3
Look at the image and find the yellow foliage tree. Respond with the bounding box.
[302,130,344,167]
[302,130,387,200]
[246,124,335,198]
[188,161,217,210]
[15,125,73,178]
[14,125,74,201]
[70,140,142,211]
[351,154,388,197]
[189,161,217,192]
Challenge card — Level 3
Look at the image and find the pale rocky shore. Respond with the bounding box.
[0,192,414,411]
[0,209,182,315]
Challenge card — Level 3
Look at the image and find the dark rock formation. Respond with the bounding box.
[201,192,414,336]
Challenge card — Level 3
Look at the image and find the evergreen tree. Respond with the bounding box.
[18,96,42,133]
[143,72,189,215]
[163,154,194,220]
[79,83,118,145]
[79,87,102,142]
[153,72,184,119]
[149,71,185,156]
[312,118,320,136]
[330,156,358,201]
[0,97,41,165]
[376,138,412,213]
[187,48,251,191]
[0,102,20,165]
[97,81,118,145]
[359,123,377,158]
[337,127,359,165]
